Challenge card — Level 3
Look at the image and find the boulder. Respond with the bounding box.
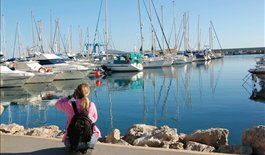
[185,141,215,152]
[170,142,184,150]
[242,125,265,155]
[178,133,187,142]
[112,139,130,145]
[123,124,157,144]
[217,145,252,155]
[151,126,179,142]
[133,136,162,147]
[106,129,121,143]
[0,123,24,134]
[184,128,229,148]
[133,126,178,147]
[24,125,61,138]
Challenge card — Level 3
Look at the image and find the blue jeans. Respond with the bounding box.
[64,134,97,149]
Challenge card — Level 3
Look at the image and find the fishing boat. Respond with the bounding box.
[103,52,143,72]
[0,65,34,87]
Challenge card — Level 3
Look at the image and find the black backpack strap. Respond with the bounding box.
[71,101,79,115]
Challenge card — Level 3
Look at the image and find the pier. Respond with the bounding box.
[213,47,265,55]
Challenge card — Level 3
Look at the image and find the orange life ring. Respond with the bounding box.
[38,67,46,73]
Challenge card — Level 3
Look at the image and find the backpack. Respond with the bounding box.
[67,101,95,153]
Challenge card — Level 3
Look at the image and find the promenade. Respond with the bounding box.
[0,134,230,155]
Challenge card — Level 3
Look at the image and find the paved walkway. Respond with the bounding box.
[0,134,230,155]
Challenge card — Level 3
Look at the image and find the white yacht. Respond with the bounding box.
[0,65,34,87]
[11,60,56,83]
[33,53,89,80]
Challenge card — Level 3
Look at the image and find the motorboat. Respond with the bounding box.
[33,53,89,80]
[0,65,34,87]
[10,60,56,83]
[103,52,143,72]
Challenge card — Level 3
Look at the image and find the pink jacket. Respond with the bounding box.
[55,97,101,142]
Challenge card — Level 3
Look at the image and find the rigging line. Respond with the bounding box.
[92,0,104,52]
[210,21,223,50]
[150,0,171,53]
[177,28,184,52]
[176,15,184,51]
[59,31,67,54]
[33,18,44,53]
[142,0,163,52]
[12,23,18,58]
[167,22,174,48]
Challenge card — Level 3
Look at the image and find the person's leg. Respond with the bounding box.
[64,138,71,148]
[88,134,97,149]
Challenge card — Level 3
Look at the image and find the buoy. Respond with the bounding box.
[95,71,100,77]
[96,79,101,87]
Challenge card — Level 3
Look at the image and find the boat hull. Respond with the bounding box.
[53,70,88,80]
[106,63,143,72]
[143,59,165,68]
[0,76,28,87]
[25,73,56,84]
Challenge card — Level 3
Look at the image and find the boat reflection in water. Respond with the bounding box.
[107,72,144,91]
[250,81,265,104]
[0,78,95,127]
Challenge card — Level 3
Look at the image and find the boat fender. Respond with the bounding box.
[95,71,100,77]
[45,68,53,72]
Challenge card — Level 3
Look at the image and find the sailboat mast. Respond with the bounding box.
[137,0,143,53]
[50,9,53,51]
[161,5,164,51]
[2,14,5,54]
[0,0,2,53]
[173,0,177,50]
[31,11,36,53]
[197,15,200,51]
[104,0,108,52]
[69,25,72,53]
[149,0,154,52]
[17,23,22,57]
[12,23,18,58]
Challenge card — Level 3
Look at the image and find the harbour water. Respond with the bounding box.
[1,55,264,145]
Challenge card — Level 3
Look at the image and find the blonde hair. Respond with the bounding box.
[74,83,90,112]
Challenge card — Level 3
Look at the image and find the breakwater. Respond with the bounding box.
[0,123,264,155]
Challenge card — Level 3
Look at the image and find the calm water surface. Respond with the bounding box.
[1,55,265,144]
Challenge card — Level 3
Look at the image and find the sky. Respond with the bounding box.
[0,0,264,58]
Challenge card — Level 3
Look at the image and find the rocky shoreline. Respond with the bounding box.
[0,123,264,155]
